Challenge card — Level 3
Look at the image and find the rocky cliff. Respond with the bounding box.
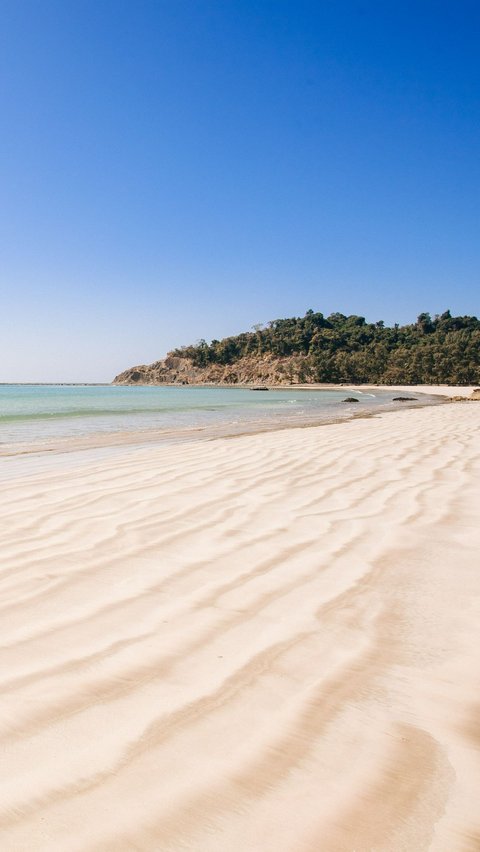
[113,353,312,385]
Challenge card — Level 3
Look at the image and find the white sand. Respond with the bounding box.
[0,402,479,851]
[292,383,476,398]
[352,384,476,398]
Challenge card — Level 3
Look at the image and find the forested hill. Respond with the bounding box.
[114,310,480,385]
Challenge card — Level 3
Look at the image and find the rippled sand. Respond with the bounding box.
[1,403,479,851]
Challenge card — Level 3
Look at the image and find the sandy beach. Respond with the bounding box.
[1,400,479,851]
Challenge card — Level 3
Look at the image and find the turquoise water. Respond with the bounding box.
[0,384,439,448]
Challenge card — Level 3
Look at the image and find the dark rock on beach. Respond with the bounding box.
[342,397,360,403]
[392,396,417,402]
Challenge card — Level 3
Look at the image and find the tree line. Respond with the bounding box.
[172,310,480,384]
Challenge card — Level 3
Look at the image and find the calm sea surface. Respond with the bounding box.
[0,384,441,450]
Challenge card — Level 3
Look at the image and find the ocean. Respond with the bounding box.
[0,384,441,452]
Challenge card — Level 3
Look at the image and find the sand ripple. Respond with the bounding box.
[0,405,479,850]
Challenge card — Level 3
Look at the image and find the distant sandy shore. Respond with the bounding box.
[1,402,479,850]
[275,382,476,397]
[111,381,476,398]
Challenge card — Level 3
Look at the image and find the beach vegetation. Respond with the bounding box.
[173,310,480,384]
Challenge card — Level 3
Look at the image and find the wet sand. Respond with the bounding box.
[0,402,479,850]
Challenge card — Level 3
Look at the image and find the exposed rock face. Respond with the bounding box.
[113,358,480,392]
[113,354,314,385]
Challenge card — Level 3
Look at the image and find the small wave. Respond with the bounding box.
[0,407,168,423]
[346,389,376,398]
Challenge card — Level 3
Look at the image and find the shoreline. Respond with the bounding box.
[1,381,475,397]
[110,380,476,397]
[1,402,479,848]
[0,384,453,459]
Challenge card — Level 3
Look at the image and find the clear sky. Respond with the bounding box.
[1,0,479,381]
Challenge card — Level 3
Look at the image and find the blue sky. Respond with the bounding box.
[1,0,479,381]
